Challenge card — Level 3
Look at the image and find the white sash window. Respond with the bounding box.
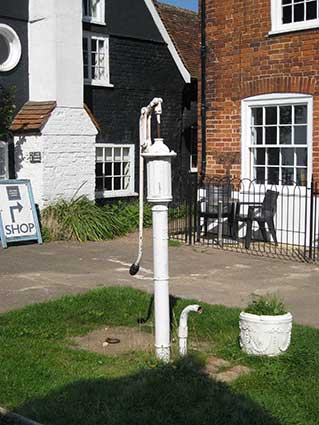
[242,94,313,187]
[83,0,105,25]
[271,0,319,34]
[83,33,112,87]
[95,144,135,198]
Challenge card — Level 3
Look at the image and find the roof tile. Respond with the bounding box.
[10,101,56,133]
[155,1,199,79]
[10,102,100,134]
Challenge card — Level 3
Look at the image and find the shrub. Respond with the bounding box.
[41,196,123,242]
[0,85,16,139]
[41,198,152,242]
[245,294,287,316]
[108,201,152,233]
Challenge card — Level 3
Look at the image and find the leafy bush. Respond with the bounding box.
[41,196,123,242]
[108,201,152,233]
[0,85,16,139]
[41,198,152,242]
[245,294,287,316]
[169,202,187,220]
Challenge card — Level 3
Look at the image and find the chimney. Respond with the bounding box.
[29,0,83,108]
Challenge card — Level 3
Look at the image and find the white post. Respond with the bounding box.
[143,137,176,363]
[152,203,170,361]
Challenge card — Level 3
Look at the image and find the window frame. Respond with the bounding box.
[189,125,198,173]
[83,32,113,87]
[0,141,8,180]
[241,93,313,187]
[270,0,319,34]
[95,143,136,198]
[83,0,106,25]
[0,24,21,72]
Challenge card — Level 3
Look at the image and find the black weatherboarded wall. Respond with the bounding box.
[84,0,188,196]
[0,0,29,111]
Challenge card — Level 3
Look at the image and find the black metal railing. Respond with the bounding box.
[169,174,319,262]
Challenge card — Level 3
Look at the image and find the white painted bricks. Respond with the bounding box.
[14,107,98,208]
[14,134,44,205]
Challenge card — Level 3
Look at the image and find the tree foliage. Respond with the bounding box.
[0,85,16,139]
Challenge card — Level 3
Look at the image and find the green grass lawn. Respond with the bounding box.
[0,287,318,425]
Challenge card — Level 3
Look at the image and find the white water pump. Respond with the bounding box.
[130,98,176,362]
[130,99,202,362]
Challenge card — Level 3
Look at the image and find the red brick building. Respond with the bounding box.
[202,0,319,187]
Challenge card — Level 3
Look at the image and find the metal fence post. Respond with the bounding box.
[187,175,193,245]
[193,174,198,244]
[309,177,314,261]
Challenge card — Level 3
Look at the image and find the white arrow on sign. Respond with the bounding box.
[10,202,23,223]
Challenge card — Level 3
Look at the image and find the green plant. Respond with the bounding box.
[41,198,153,242]
[169,202,188,220]
[108,201,152,233]
[41,196,123,242]
[0,85,16,139]
[168,239,181,247]
[40,226,53,243]
[245,294,287,316]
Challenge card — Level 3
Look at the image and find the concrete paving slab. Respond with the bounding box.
[0,229,318,327]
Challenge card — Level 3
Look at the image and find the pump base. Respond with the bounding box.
[155,345,170,363]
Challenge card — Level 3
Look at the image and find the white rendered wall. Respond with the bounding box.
[29,0,83,107]
[14,134,44,207]
[41,107,98,207]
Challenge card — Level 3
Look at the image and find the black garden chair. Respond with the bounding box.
[233,189,279,249]
[197,180,235,242]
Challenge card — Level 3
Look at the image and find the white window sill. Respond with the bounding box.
[84,80,114,88]
[83,17,106,26]
[190,168,198,173]
[95,191,138,199]
[269,21,319,36]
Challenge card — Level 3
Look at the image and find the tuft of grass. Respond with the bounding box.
[41,197,184,243]
[245,294,287,316]
[108,201,152,233]
[41,198,154,242]
[168,239,181,247]
[41,196,123,242]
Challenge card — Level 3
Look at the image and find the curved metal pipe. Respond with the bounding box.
[178,304,202,356]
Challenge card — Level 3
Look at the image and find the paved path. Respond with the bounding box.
[0,230,318,327]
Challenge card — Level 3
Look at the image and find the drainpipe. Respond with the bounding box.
[178,304,202,356]
[200,0,207,180]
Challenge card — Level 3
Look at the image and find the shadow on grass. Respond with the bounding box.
[9,357,282,425]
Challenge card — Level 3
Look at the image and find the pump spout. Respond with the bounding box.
[178,305,202,356]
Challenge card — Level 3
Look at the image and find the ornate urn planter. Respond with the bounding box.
[239,311,293,356]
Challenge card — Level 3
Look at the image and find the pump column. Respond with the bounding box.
[143,138,176,362]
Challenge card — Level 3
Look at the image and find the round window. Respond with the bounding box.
[0,24,22,72]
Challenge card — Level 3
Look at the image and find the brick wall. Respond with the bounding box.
[203,0,319,183]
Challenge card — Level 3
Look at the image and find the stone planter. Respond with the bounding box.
[239,311,293,356]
